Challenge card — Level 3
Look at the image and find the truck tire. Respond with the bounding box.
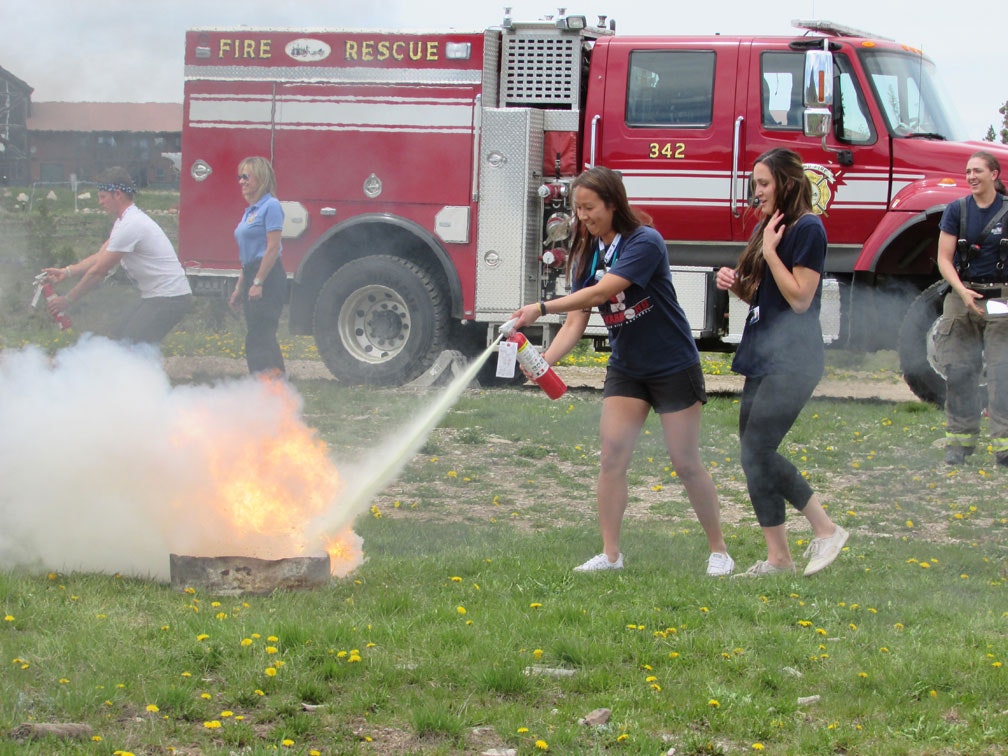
[313,255,449,385]
[897,280,949,406]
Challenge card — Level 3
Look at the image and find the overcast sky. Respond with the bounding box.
[3,0,1002,140]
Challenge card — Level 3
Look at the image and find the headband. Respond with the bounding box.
[97,182,136,194]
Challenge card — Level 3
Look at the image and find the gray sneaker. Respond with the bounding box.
[803,526,850,576]
[574,553,623,572]
[732,560,796,578]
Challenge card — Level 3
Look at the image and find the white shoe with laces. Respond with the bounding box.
[803,526,849,576]
[574,552,623,572]
[706,552,735,577]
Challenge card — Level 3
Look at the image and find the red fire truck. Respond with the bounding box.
[179,11,1008,402]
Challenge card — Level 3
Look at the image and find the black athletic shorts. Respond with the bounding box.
[602,363,707,413]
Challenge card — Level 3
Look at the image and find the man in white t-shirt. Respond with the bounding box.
[43,167,193,344]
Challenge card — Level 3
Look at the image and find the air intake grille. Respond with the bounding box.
[500,33,580,107]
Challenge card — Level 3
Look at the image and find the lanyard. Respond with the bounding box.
[589,233,622,281]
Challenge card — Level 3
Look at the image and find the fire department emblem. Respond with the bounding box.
[804,164,836,216]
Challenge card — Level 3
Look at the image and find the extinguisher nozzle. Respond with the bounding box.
[499,317,519,335]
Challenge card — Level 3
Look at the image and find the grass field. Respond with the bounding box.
[1,371,1006,755]
[1,189,1006,755]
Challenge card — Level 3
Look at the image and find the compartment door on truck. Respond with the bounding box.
[593,39,745,265]
[181,79,280,270]
[742,45,888,268]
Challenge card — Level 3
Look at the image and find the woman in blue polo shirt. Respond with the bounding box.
[229,156,286,377]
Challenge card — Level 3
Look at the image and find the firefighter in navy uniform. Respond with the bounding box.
[934,151,1008,466]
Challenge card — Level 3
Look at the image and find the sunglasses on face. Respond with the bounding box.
[238,173,251,181]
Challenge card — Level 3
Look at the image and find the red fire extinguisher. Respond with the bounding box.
[32,274,72,331]
[508,331,567,400]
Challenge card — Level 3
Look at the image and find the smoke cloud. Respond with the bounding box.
[0,337,357,581]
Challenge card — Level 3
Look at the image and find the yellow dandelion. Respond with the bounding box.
[529,602,542,609]
[265,667,277,677]
[535,740,549,751]
[145,704,159,713]
[708,699,720,708]
[450,576,462,582]
[457,606,467,615]
[203,721,221,729]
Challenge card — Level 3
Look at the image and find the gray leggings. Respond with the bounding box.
[739,371,819,528]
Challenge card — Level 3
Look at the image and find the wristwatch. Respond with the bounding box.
[252,278,263,287]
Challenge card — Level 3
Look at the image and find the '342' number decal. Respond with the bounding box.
[648,143,686,159]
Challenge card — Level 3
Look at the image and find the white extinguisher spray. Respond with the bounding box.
[498,319,567,400]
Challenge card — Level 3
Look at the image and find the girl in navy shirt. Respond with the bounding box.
[716,148,848,577]
[510,166,733,576]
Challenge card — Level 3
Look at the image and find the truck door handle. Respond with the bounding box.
[731,116,745,218]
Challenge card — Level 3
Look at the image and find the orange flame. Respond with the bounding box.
[171,378,360,576]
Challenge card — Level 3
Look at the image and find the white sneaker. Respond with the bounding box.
[732,560,797,578]
[803,526,849,576]
[706,552,735,577]
[574,552,623,572]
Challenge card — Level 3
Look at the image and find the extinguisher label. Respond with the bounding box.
[496,340,518,378]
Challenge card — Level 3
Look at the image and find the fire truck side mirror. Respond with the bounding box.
[804,109,832,139]
[803,49,834,109]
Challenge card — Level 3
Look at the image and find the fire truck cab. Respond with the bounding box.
[179,12,1008,402]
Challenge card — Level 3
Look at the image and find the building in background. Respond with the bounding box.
[0,65,33,185]
[27,102,182,188]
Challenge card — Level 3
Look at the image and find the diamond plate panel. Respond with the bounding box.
[474,108,544,317]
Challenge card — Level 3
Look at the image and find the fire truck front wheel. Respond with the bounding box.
[897,280,949,407]
[313,256,449,385]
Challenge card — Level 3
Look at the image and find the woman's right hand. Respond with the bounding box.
[960,287,985,316]
[715,266,737,291]
[228,285,242,312]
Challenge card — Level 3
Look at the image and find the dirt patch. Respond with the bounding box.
[164,357,920,404]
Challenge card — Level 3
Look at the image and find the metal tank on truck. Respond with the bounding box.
[177,11,1005,403]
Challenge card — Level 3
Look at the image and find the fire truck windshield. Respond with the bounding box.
[859,49,966,141]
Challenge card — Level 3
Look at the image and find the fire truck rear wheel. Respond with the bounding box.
[313,255,449,385]
[897,280,949,407]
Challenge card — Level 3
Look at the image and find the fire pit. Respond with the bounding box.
[169,553,331,596]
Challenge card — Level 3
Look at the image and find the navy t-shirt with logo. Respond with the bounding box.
[573,224,699,378]
[731,213,827,378]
